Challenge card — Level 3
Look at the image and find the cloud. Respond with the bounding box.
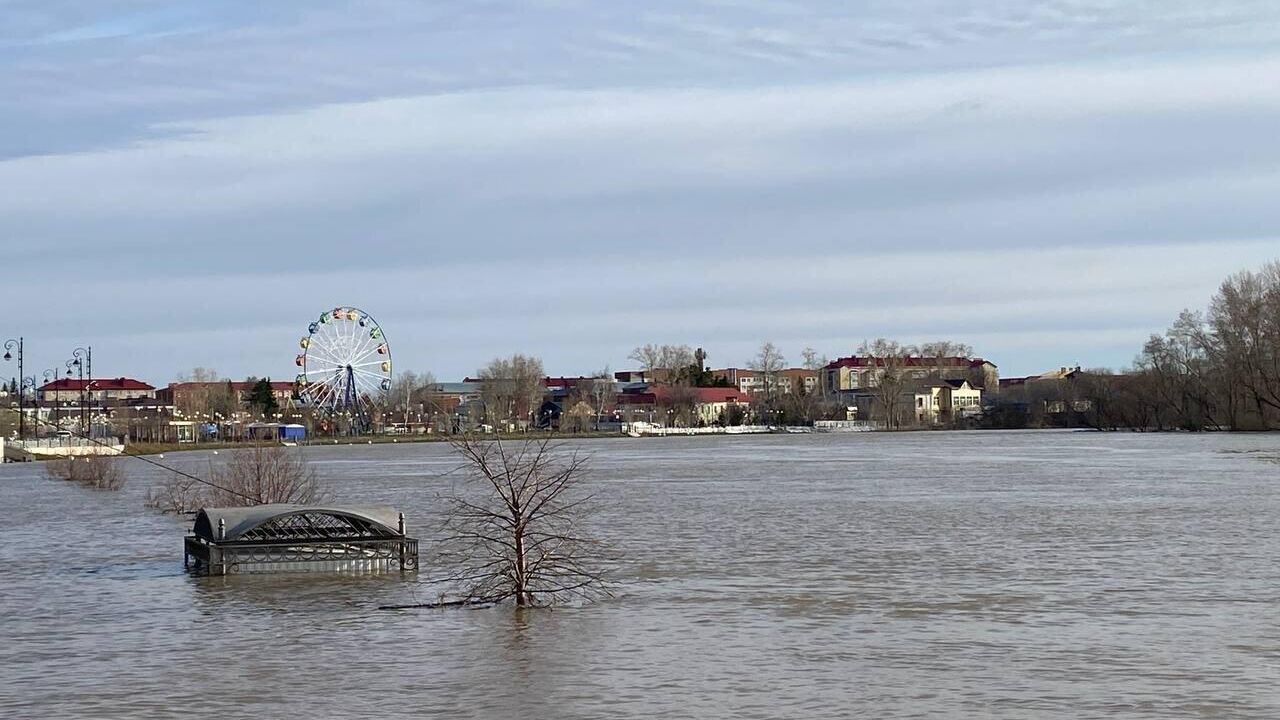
[5,53,1280,249]
[6,1,1280,157]
[5,2,1280,382]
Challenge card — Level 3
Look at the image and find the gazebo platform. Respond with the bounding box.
[185,504,419,575]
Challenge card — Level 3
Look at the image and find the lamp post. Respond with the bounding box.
[66,357,84,435]
[85,378,100,439]
[20,375,36,430]
[65,359,78,434]
[43,369,58,432]
[69,346,91,436]
[4,337,25,440]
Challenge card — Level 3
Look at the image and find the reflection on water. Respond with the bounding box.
[3,431,1280,718]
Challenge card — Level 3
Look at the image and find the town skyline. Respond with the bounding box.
[2,266,1274,387]
[0,317,1213,390]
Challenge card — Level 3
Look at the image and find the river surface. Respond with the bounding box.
[2,431,1280,719]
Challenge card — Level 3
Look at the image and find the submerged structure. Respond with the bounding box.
[184,504,419,575]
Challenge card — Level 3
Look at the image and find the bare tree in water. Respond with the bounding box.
[46,455,126,490]
[146,445,326,512]
[206,445,327,506]
[437,435,611,607]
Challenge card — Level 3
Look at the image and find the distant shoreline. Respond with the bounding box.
[122,430,633,456]
[17,426,1266,463]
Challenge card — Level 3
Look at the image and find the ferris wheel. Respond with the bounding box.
[295,306,392,428]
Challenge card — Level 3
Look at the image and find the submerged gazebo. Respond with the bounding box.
[184,504,419,575]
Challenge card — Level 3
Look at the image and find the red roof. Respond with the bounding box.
[461,376,607,389]
[823,356,996,370]
[616,392,656,406]
[685,387,752,403]
[167,381,294,392]
[543,376,600,388]
[40,377,155,391]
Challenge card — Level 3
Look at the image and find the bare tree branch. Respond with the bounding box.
[432,435,614,607]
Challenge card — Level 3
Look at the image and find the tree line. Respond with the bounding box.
[1059,261,1280,431]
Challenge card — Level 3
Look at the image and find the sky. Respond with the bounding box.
[4,0,1280,384]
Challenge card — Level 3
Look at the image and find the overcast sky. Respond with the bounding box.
[5,1,1280,384]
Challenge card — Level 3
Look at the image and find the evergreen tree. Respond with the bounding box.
[247,377,280,417]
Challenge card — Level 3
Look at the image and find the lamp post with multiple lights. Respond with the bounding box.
[3,335,29,438]
[43,368,58,431]
[71,346,91,435]
[4,337,25,440]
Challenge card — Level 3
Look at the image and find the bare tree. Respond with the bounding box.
[145,445,326,514]
[1007,260,1280,432]
[657,383,699,426]
[916,340,985,389]
[388,370,420,423]
[628,343,663,372]
[174,368,241,425]
[1136,311,1223,430]
[918,340,974,359]
[436,436,612,607]
[858,338,914,430]
[174,368,215,419]
[204,445,328,506]
[144,472,203,513]
[749,341,787,422]
[588,368,614,429]
[787,372,823,425]
[566,369,615,431]
[46,455,126,490]
[387,370,437,429]
[628,344,695,384]
[478,354,545,429]
[801,347,835,414]
[143,446,325,513]
[1208,262,1280,427]
[561,401,594,433]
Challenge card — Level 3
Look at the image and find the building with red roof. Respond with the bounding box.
[711,367,820,395]
[615,385,752,426]
[822,355,998,396]
[156,381,297,408]
[38,377,156,404]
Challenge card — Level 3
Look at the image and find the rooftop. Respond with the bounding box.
[40,377,155,391]
[618,386,752,405]
[167,380,294,392]
[824,356,996,370]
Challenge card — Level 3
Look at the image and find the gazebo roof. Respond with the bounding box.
[192,504,403,542]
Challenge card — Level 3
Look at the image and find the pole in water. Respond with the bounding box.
[398,512,407,571]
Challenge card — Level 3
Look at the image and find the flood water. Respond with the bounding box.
[2,431,1280,718]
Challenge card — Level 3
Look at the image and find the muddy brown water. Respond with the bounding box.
[2,431,1279,718]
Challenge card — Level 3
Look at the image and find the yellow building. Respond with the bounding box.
[914,379,983,425]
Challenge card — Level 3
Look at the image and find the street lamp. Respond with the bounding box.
[69,347,91,436]
[65,359,79,435]
[42,368,58,433]
[4,337,25,440]
[70,345,92,435]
